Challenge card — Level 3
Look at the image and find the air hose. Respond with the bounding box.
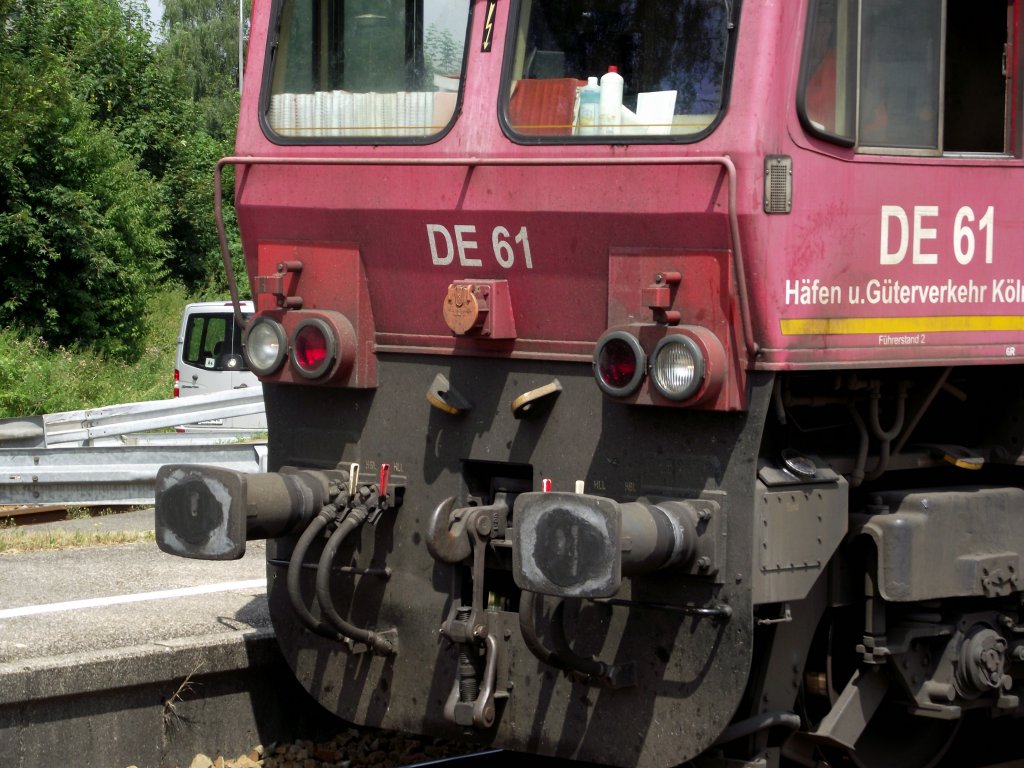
[315,505,396,655]
[286,506,346,641]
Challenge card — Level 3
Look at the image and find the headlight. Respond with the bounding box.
[291,317,337,379]
[593,331,646,397]
[649,334,705,401]
[243,317,287,375]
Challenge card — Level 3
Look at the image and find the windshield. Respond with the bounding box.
[264,0,470,141]
[503,0,735,140]
[183,313,250,372]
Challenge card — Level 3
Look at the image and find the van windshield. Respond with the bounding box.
[183,313,251,372]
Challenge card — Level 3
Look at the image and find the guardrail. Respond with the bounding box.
[0,391,267,506]
[0,444,267,506]
[0,389,265,449]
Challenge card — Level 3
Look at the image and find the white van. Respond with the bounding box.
[174,301,266,431]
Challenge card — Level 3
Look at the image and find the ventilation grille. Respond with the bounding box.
[764,155,793,215]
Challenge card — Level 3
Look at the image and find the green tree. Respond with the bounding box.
[119,60,233,289]
[0,0,169,360]
[161,0,249,140]
[425,23,462,80]
[152,0,249,292]
[0,0,248,360]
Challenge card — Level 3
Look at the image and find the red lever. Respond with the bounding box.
[378,463,391,499]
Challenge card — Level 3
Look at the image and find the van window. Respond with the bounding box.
[264,0,471,141]
[502,0,735,141]
[183,314,249,372]
[800,0,1014,154]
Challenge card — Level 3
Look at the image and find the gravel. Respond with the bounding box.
[178,727,480,768]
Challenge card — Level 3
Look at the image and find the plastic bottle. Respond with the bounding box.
[577,77,600,135]
[599,65,624,135]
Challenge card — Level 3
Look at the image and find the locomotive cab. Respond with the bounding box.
[157,1,1024,766]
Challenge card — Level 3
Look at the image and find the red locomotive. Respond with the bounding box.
[156,1,1024,765]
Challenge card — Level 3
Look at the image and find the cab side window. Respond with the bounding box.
[800,0,1014,155]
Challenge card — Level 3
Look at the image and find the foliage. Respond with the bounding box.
[0,0,246,361]
[0,0,169,360]
[120,62,234,288]
[161,0,248,140]
[0,285,190,418]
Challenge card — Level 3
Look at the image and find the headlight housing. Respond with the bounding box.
[649,334,705,401]
[243,317,287,375]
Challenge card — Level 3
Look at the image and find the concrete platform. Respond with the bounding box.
[0,509,269,663]
[0,509,340,768]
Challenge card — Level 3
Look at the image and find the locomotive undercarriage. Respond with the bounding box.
[156,361,1024,767]
[740,365,1024,768]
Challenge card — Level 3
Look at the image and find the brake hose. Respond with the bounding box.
[315,505,395,655]
[286,507,345,641]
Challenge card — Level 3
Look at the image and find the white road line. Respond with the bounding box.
[0,578,268,620]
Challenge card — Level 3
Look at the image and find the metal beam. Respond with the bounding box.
[0,444,267,506]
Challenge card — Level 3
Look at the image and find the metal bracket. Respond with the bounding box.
[256,260,303,309]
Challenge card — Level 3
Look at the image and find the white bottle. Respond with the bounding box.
[577,77,600,135]
[599,66,624,135]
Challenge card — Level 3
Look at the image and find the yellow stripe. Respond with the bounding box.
[781,316,1024,335]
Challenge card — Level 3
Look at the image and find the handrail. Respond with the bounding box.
[216,154,759,358]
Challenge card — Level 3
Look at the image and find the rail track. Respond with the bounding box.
[0,504,140,526]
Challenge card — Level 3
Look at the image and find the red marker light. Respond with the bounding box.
[290,317,338,379]
[599,339,637,387]
[593,331,646,397]
[294,325,328,369]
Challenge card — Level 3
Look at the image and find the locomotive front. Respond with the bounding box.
[155,1,1024,767]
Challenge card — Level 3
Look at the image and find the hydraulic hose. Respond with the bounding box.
[863,380,909,482]
[847,402,870,488]
[287,507,346,641]
[315,506,395,655]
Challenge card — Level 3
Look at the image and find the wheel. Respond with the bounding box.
[799,608,959,768]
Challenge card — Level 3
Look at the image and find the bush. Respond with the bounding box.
[0,0,241,360]
[0,285,192,418]
[0,0,170,361]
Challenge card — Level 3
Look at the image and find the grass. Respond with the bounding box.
[0,528,155,554]
[0,286,220,550]
[0,284,199,419]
